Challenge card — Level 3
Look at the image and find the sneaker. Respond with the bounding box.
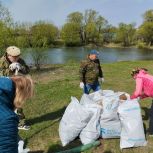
[18,125,30,130]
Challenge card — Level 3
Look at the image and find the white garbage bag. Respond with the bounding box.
[59,97,93,146]
[118,98,147,149]
[80,90,103,105]
[100,95,121,138]
[80,104,102,144]
[102,90,115,97]
[18,140,30,153]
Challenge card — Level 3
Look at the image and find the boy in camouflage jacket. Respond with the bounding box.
[79,50,104,94]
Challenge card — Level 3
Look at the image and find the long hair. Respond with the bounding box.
[11,75,34,108]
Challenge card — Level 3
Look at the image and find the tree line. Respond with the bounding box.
[0,2,153,49]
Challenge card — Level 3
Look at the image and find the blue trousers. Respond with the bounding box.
[83,82,101,94]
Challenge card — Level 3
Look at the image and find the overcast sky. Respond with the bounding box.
[2,0,153,27]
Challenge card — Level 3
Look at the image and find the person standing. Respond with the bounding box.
[79,50,104,94]
[131,68,153,136]
[0,46,30,130]
[0,76,33,153]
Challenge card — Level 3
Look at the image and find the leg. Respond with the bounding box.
[92,82,101,92]
[84,84,91,94]
[17,108,30,130]
[17,108,25,127]
[149,100,153,135]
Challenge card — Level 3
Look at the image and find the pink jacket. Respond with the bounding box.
[131,69,153,99]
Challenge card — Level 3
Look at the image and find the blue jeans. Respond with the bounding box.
[83,82,101,94]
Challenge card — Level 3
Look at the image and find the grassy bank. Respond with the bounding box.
[20,60,153,153]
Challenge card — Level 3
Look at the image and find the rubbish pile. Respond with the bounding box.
[59,90,147,149]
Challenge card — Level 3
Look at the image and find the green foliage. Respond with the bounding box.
[0,2,153,48]
[30,48,48,70]
[30,22,58,48]
[143,9,153,22]
[115,23,136,46]
[137,21,153,46]
[61,23,82,46]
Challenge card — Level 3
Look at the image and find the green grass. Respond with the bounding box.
[20,60,153,153]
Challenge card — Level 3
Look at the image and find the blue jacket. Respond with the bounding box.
[0,77,19,153]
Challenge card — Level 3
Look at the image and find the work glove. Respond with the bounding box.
[18,140,30,153]
[80,82,84,89]
[98,77,104,83]
[9,62,21,71]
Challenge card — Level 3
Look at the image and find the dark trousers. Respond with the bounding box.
[149,100,153,134]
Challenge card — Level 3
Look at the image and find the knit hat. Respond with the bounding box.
[6,46,21,56]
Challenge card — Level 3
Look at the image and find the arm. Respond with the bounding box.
[95,59,103,78]
[79,61,87,83]
[0,116,18,153]
[18,59,30,74]
[131,78,143,99]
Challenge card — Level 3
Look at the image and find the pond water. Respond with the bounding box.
[22,47,153,65]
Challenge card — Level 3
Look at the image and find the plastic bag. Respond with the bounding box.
[100,95,121,138]
[59,97,93,146]
[80,104,102,144]
[80,90,103,105]
[118,99,147,149]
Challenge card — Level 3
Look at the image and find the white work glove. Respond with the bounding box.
[80,82,84,89]
[9,62,21,71]
[18,140,30,153]
[98,77,104,83]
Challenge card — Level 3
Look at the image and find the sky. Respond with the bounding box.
[1,0,153,27]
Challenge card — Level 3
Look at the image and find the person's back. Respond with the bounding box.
[136,70,153,97]
[0,77,18,153]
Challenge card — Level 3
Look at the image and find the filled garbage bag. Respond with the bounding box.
[80,90,103,105]
[59,97,93,146]
[100,94,121,138]
[80,104,102,144]
[118,98,147,149]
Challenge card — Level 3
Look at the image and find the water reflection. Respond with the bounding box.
[22,47,153,65]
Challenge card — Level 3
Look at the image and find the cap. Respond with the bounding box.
[6,46,21,56]
[89,50,99,56]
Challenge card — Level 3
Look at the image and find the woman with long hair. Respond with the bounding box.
[0,75,33,153]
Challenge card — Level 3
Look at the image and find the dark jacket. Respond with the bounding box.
[79,58,103,84]
[0,55,30,76]
[0,77,19,153]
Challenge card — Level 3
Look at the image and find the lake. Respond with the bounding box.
[22,47,153,65]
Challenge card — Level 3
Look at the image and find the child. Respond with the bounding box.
[79,50,104,94]
[131,68,153,136]
[0,76,33,153]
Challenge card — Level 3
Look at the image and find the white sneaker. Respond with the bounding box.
[18,125,30,130]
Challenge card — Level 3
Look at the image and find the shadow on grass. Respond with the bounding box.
[142,107,150,120]
[27,106,66,125]
[104,151,113,153]
[29,151,44,153]
[24,117,61,146]
[24,106,66,147]
[47,139,82,153]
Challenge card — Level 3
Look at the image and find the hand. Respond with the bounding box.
[9,62,21,71]
[80,82,84,89]
[98,77,104,83]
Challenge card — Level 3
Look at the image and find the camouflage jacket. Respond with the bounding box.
[79,58,103,84]
[0,56,30,76]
